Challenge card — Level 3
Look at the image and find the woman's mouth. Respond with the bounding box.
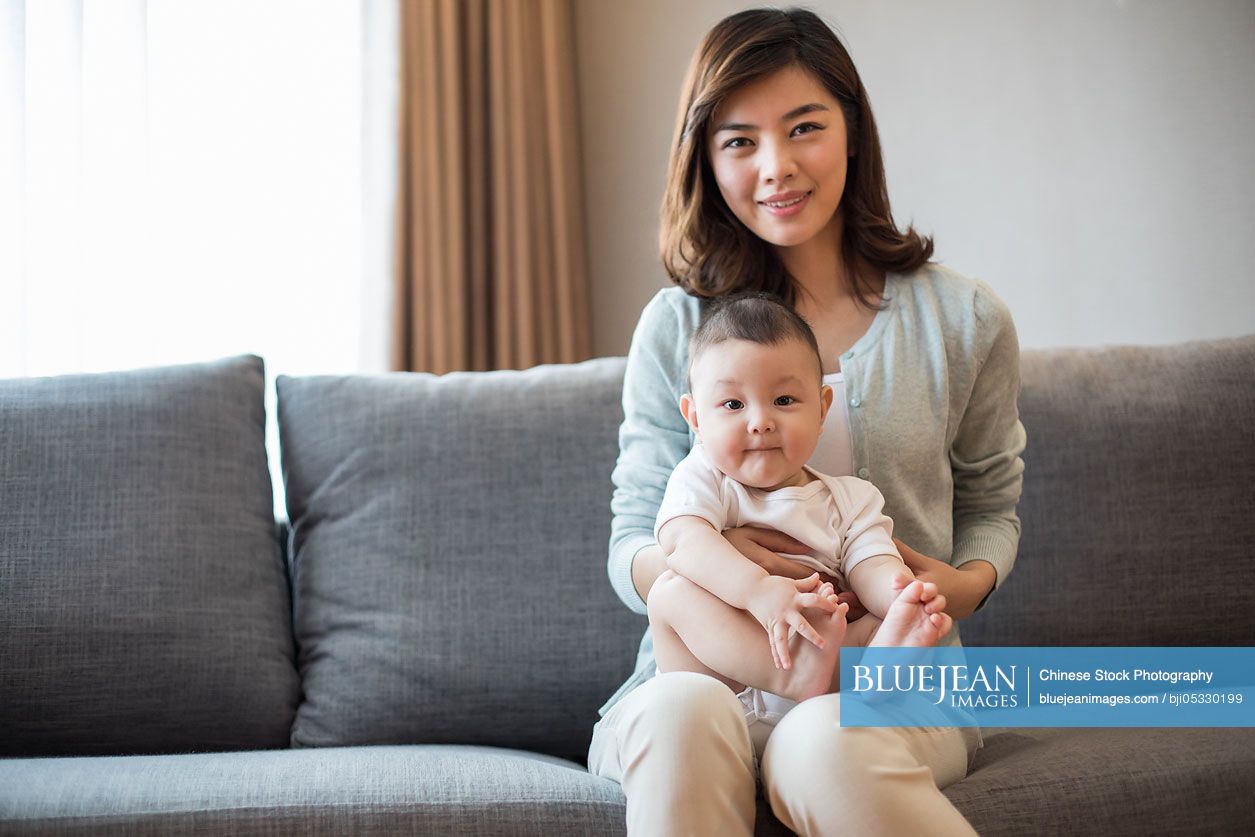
[759,191,810,217]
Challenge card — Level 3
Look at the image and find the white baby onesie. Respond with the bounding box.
[654,443,900,589]
[653,442,904,759]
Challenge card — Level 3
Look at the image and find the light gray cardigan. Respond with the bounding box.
[601,263,1027,715]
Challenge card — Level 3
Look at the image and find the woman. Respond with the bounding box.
[588,8,1026,835]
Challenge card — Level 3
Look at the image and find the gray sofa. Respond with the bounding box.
[2,336,1253,835]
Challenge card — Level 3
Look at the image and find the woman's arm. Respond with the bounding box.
[608,291,696,614]
[630,544,669,605]
[949,283,1027,605]
[895,539,995,620]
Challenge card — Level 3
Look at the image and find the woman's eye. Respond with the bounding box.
[721,399,744,410]
[790,122,822,137]
[721,137,752,150]
[775,396,796,406]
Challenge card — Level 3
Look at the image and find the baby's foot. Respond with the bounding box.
[779,601,849,701]
[869,580,952,647]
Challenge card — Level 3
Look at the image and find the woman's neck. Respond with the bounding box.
[776,212,882,310]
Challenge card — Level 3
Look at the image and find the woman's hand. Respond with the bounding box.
[725,526,868,620]
[723,525,811,576]
[893,538,996,621]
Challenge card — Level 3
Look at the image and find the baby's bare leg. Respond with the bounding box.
[647,572,744,693]
[842,613,883,648]
[647,570,846,701]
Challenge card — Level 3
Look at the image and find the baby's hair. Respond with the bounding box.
[688,293,824,391]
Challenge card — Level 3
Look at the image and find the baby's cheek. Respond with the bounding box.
[704,445,739,477]
[722,451,744,477]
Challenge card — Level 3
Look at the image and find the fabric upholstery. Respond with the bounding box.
[963,335,1255,646]
[0,745,626,835]
[277,358,645,762]
[0,356,299,756]
[4,336,1254,835]
[950,727,1255,836]
[4,732,1254,836]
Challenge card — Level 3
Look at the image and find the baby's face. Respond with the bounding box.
[682,337,831,491]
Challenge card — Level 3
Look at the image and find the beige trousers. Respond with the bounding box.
[588,672,980,837]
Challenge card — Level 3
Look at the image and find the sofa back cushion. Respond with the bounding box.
[0,355,299,756]
[278,358,643,762]
[963,335,1255,646]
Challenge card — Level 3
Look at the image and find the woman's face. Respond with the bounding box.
[706,64,850,251]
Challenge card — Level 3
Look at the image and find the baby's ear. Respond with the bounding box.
[819,384,834,419]
[679,393,701,435]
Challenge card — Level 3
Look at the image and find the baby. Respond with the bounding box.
[647,293,952,723]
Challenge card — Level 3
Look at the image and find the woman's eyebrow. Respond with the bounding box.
[712,102,830,133]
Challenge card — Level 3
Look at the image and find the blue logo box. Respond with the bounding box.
[838,647,1255,727]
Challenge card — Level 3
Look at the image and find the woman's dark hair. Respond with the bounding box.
[660,7,933,308]
[688,292,824,391]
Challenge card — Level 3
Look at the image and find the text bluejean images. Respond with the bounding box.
[839,647,1255,727]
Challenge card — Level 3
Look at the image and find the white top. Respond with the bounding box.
[653,444,901,587]
[810,371,854,478]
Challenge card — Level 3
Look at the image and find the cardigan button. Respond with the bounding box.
[849,397,861,408]
[857,467,870,479]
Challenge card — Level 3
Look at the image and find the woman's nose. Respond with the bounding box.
[760,140,797,184]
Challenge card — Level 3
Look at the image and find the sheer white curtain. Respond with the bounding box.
[1,0,399,513]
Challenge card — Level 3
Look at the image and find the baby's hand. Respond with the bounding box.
[747,573,840,671]
[802,573,866,622]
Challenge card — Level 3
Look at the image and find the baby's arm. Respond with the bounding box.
[834,479,950,648]
[837,478,915,620]
[660,516,774,608]
[844,553,953,650]
[648,563,848,700]
[846,554,915,620]
[662,517,838,672]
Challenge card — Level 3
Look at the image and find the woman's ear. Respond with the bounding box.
[679,393,701,436]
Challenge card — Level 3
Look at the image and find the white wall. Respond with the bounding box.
[574,0,1255,354]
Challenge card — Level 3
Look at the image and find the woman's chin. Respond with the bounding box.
[756,223,822,250]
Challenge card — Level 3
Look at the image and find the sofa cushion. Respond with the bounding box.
[2,733,1249,836]
[963,335,1255,646]
[277,358,644,762]
[949,727,1255,836]
[0,355,299,756]
[0,745,627,835]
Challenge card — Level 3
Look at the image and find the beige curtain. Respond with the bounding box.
[394,0,591,374]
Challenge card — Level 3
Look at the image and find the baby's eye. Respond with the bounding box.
[774,396,796,406]
[790,122,822,137]
[721,399,744,410]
